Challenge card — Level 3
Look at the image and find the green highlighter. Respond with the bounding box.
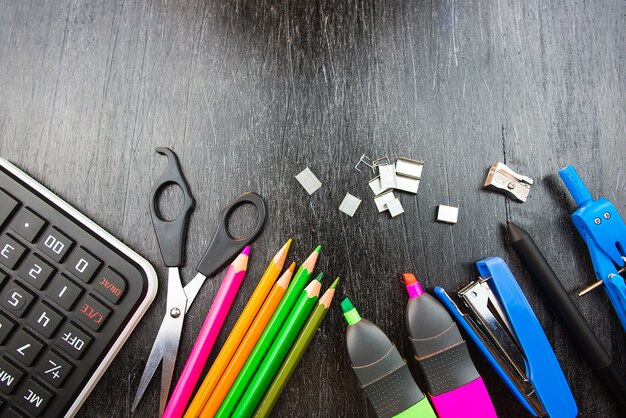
[342,298,437,418]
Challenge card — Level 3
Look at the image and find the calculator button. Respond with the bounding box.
[47,275,83,310]
[0,283,35,318]
[7,331,44,366]
[4,407,27,418]
[18,254,55,290]
[38,227,73,263]
[36,351,73,388]
[8,208,46,243]
[0,269,7,287]
[55,323,92,360]
[0,311,16,344]
[95,267,126,304]
[0,357,24,394]
[0,235,27,270]
[0,190,19,228]
[16,378,53,416]
[66,247,101,283]
[77,295,111,331]
[27,303,64,339]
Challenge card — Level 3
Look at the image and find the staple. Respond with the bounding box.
[295,167,322,194]
[436,205,459,224]
[395,157,424,179]
[378,164,397,189]
[354,153,375,173]
[372,156,391,167]
[374,191,396,212]
[368,176,392,196]
[386,198,404,218]
[339,193,362,217]
[395,175,420,194]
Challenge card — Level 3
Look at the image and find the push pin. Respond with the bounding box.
[483,162,534,202]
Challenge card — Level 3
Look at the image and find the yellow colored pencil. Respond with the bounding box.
[183,240,292,418]
[198,264,295,418]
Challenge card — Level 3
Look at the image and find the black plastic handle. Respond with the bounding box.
[196,192,266,277]
[149,147,195,267]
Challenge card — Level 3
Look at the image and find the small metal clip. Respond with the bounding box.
[354,154,375,174]
[372,156,391,167]
[484,162,534,202]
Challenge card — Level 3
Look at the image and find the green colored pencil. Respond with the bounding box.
[215,246,321,418]
[253,278,339,418]
[233,273,324,417]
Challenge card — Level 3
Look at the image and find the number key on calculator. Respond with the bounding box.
[0,158,157,417]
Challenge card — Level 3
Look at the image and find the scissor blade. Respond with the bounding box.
[131,311,185,413]
[182,272,208,313]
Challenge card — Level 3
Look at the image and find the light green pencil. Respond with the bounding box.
[215,245,321,418]
[253,278,339,418]
[233,273,323,417]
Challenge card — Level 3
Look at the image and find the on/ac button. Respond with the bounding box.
[94,268,126,305]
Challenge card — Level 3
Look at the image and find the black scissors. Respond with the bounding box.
[131,147,266,415]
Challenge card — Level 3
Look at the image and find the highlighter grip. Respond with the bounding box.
[352,347,426,418]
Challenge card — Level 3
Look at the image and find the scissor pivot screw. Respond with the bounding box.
[594,217,602,225]
[604,212,611,220]
[170,307,181,318]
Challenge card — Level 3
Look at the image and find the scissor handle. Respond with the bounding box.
[196,192,266,277]
[149,147,196,267]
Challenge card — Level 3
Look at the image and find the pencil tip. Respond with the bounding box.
[241,246,251,256]
[314,245,321,254]
[315,272,324,282]
[288,261,296,272]
[330,277,339,289]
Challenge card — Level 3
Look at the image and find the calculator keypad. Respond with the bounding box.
[0,162,153,417]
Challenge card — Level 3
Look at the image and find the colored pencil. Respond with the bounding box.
[233,273,323,417]
[183,240,292,418]
[197,263,295,418]
[162,247,250,418]
[212,245,321,418]
[253,278,339,418]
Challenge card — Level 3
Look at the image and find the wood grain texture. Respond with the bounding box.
[0,0,624,417]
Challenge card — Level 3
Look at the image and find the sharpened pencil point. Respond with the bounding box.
[287,262,296,273]
[314,272,324,283]
[242,246,251,256]
[330,277,339,289]
[314,245,321,254]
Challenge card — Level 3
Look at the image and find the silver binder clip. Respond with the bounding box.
[483,162,534,202]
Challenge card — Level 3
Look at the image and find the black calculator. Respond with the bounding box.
[0,158,158,417]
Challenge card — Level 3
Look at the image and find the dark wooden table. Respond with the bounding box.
[1,1,624,417]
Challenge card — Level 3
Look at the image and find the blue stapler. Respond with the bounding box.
[435,257,578,418]
[559,165,626,330]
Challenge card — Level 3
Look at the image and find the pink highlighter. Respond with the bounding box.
[402,274,497,418]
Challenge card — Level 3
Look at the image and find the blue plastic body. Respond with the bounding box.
[435,257,578,418]
[433,287,537,417]
[559,165,626,330]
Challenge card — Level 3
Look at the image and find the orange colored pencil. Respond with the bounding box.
[198,264,295,418]
[183,240,292,418]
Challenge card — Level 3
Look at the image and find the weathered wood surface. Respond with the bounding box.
[0,0,624,416]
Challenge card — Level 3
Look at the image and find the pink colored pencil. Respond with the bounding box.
[162,246,250,418]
